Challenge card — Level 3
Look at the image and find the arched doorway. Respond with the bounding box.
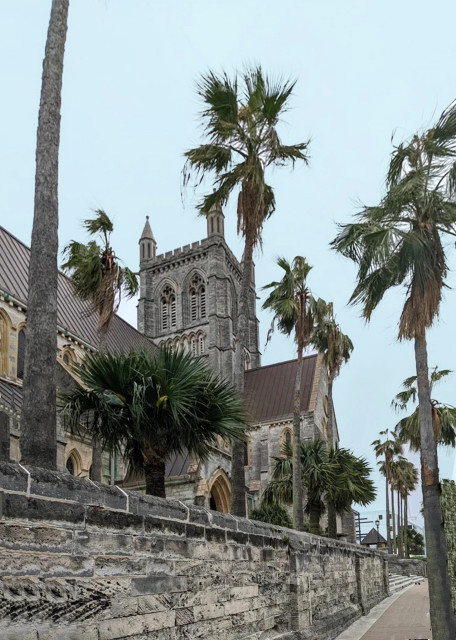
[208,470,231,513]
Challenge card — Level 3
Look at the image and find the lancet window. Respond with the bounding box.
[0,311,11,376]
[189,274,206,322]
[161,284,177,331]
[163,331,206,356]
[17,328,26,380]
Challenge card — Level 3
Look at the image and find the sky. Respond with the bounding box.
[2,1,456,530]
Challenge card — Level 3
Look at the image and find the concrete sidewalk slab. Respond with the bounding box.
[336,581,431,640]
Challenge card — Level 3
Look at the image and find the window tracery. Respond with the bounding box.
[189,274,206,322]
[160,284,177,331]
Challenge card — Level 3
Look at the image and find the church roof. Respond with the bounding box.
[0,225,155,354]
[360,528,387,546]
[243,355,318,424]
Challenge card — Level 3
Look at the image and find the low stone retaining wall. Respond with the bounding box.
[0,462,388,639]
[386,555,427,577]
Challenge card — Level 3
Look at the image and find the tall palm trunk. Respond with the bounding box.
[385,469,392,553]
[292,344,304,530]
[144,454,166,497]
[230,237,254,517]
[397,490,403,558]
[20,0,69,469]
[404,492,409,558]
[415,332,455,637]
[90,327,109,483]
[390,481,396,553]
[326,379,338,538]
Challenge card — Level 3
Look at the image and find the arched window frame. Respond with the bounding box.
[0,310,12,377]
[160,283,177,332]
[65,448,83,477]
[16,324,26,380]
[188,273,207,323]
[281,428,293,455]
[61,348,75,367]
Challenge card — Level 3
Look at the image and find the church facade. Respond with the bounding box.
[0,214,349,536]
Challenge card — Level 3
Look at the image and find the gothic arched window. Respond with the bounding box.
[161,285,177,331]
[17,328,26,380]
[0,310,11,376]
[189,274,206,322]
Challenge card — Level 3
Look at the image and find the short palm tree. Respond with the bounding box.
[62,209,139,336]
[393,367,456,452]
[372,430,403,553]
[20,0,70,470]
[184,67,310,517]
[62,209,139,480]
[61,348,247,497]
[332,103,456,635]
[262,256,317,530]
[263,440,375,535]
[312,302,353,537]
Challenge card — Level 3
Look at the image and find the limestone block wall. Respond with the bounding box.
[0,462,388,640]
[441,478,456,612]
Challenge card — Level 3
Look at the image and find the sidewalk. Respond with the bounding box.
[336,581,431,640]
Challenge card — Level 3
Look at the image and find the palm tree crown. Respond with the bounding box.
[184,67,310,247]
[331,103,456,340]
[393,367,456,451]
[61,348,247,497]
[62,209,138,333]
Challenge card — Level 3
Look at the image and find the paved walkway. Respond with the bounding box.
[336,581,431,640]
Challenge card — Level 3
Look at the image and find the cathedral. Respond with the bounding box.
[0,209,343,533]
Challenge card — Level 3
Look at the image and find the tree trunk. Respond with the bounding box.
[415,332,456,637]
[326,379,338,538]
[20,0,69,469]
[385,470,392,553]
[230,238,254,517]
[144,455,166,497]
[308,502,321,535]
[390,482,396,554]
[91,446,102,482]
[404,493,409,558]
[397,490,403,558]
[292,346,304,530]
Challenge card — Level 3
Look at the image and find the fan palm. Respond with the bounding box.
[393,367,456,452]
[262,256,317,530]
[263,440,375,535]
[333,103,456,635]
[372,429,402,553]
[62,209,139,335]
[184,67,310,516]
[61,348,247,497]
[20,0,70,470]
[312,301,353,537]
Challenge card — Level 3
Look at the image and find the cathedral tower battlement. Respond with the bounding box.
[137,206,260,381]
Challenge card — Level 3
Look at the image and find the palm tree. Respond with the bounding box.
[62,209,139,481]
[61,348,247,496]
[332,103,456,635]
[312,301,353,537]
[262,256,317,530]
[184,67,310,516]
[372,430,402,553]
[394,457,418,558]
[62,209,139,337]
[393,368,456,452]
[20,0,70,469]
[263,440,375,535]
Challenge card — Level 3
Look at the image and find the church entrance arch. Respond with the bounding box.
[208,469,231,513]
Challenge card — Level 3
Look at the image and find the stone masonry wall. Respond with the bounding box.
[441,478,456,613]
[0,463,388,640]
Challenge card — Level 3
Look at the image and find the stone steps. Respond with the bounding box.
[389,573,424,593]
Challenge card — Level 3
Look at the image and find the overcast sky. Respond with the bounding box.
[2,1,456,530]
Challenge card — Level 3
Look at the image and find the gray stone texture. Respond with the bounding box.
[0,463,388,639]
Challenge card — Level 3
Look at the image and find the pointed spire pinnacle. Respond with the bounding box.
[140,215,155,242]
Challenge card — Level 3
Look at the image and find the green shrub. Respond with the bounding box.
[250,503,292,528]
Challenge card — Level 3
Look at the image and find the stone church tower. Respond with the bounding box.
[137,205,261,381]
